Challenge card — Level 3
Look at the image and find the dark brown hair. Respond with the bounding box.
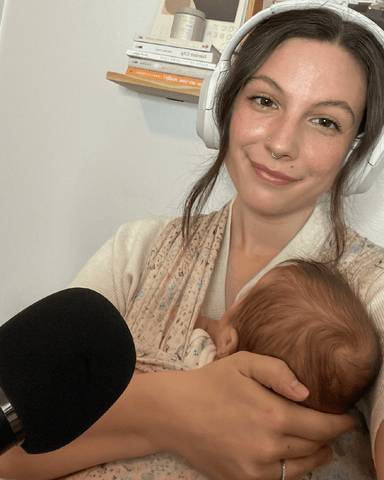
[183,8,384,262]
[230,259,382,413]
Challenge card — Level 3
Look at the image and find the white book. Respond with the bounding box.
[126,49,217,70]
[132,38,221,64]
[134,35,216,51]
[127,58,213,80]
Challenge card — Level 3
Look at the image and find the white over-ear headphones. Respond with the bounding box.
[196,0,384,195]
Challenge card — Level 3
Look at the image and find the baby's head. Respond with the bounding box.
[215,259,382,413]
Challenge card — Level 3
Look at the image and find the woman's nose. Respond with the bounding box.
[265,114,300,160]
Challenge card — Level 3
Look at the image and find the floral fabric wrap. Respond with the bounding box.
[126,205,229,373]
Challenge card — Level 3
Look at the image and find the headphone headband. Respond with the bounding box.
[222,0,384,62]
[196,0,384,195]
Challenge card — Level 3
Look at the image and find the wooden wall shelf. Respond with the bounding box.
[106,71,200,103]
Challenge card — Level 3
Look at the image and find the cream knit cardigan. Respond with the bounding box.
[68,197,384,478]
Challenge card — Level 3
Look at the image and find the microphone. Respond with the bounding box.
[0,288,136,455]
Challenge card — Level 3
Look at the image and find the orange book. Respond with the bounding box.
[125,67,203,87]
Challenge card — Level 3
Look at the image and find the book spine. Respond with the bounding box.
[132,40,216,62]
[127,58,212,80]
[125,67,203,87]
[126,49,216,70]
[134,36,212,52]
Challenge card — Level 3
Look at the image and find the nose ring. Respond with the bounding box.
[267,138,282,159]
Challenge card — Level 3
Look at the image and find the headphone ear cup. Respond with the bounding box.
[342,136,362,168]
[352,135,362,151]
[196,73,221,149]
[344,133,384,195]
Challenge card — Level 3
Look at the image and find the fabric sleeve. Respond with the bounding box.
[67,216,172,319]
[183,329,217,370]
[358,269,384,462]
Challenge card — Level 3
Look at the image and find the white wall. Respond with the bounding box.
[0,0,383,324]
[0,0,234,322]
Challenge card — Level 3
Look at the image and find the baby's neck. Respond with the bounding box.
[195,315,220,346]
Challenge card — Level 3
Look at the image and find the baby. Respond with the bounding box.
[187,259,382,414]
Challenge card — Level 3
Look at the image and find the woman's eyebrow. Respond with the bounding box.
[251,74,284,93]
[311,101,356,124]
[250,75,356,123]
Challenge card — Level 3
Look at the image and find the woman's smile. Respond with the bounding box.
[251,161,298,186]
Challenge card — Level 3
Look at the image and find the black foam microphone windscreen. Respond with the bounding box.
[0,288,136,454]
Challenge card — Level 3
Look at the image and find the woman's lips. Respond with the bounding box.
[251,161,298,186]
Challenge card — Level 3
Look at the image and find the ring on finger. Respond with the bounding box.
[279,459,287,480]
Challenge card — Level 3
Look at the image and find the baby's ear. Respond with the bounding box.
[217,327,239,359]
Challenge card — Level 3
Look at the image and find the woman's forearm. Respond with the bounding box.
[375,420,384,480]
[0,371,173,480]
[0,353,356,480]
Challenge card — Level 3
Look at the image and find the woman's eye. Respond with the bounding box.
[312,117,341,131]
[251,96,277,109]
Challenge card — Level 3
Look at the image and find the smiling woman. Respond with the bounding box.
[1,3,384,480]
[186,7,384,263]
[226,38,366,221]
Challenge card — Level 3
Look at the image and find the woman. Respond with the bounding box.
[1,3,384,480]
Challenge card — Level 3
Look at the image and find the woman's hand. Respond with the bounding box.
[151,352,355,480]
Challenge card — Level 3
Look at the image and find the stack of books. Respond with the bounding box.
[125,36,221,89]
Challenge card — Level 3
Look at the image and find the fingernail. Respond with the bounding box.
[291,379,309,397]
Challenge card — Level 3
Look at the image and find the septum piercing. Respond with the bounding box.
[279,459,287,480]
[267,138,283,159]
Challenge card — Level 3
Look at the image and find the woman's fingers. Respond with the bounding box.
[233,351,355,440]
[214,443,334,480]
[283,402,355,441]
[281,444,334,480]
[251,445,334,480]
[233,351,310,400]
[279,435,326,460]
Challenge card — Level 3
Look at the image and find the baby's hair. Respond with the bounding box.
[231,259,382,413]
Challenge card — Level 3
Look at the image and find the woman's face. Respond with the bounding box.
[226,38,367,218]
